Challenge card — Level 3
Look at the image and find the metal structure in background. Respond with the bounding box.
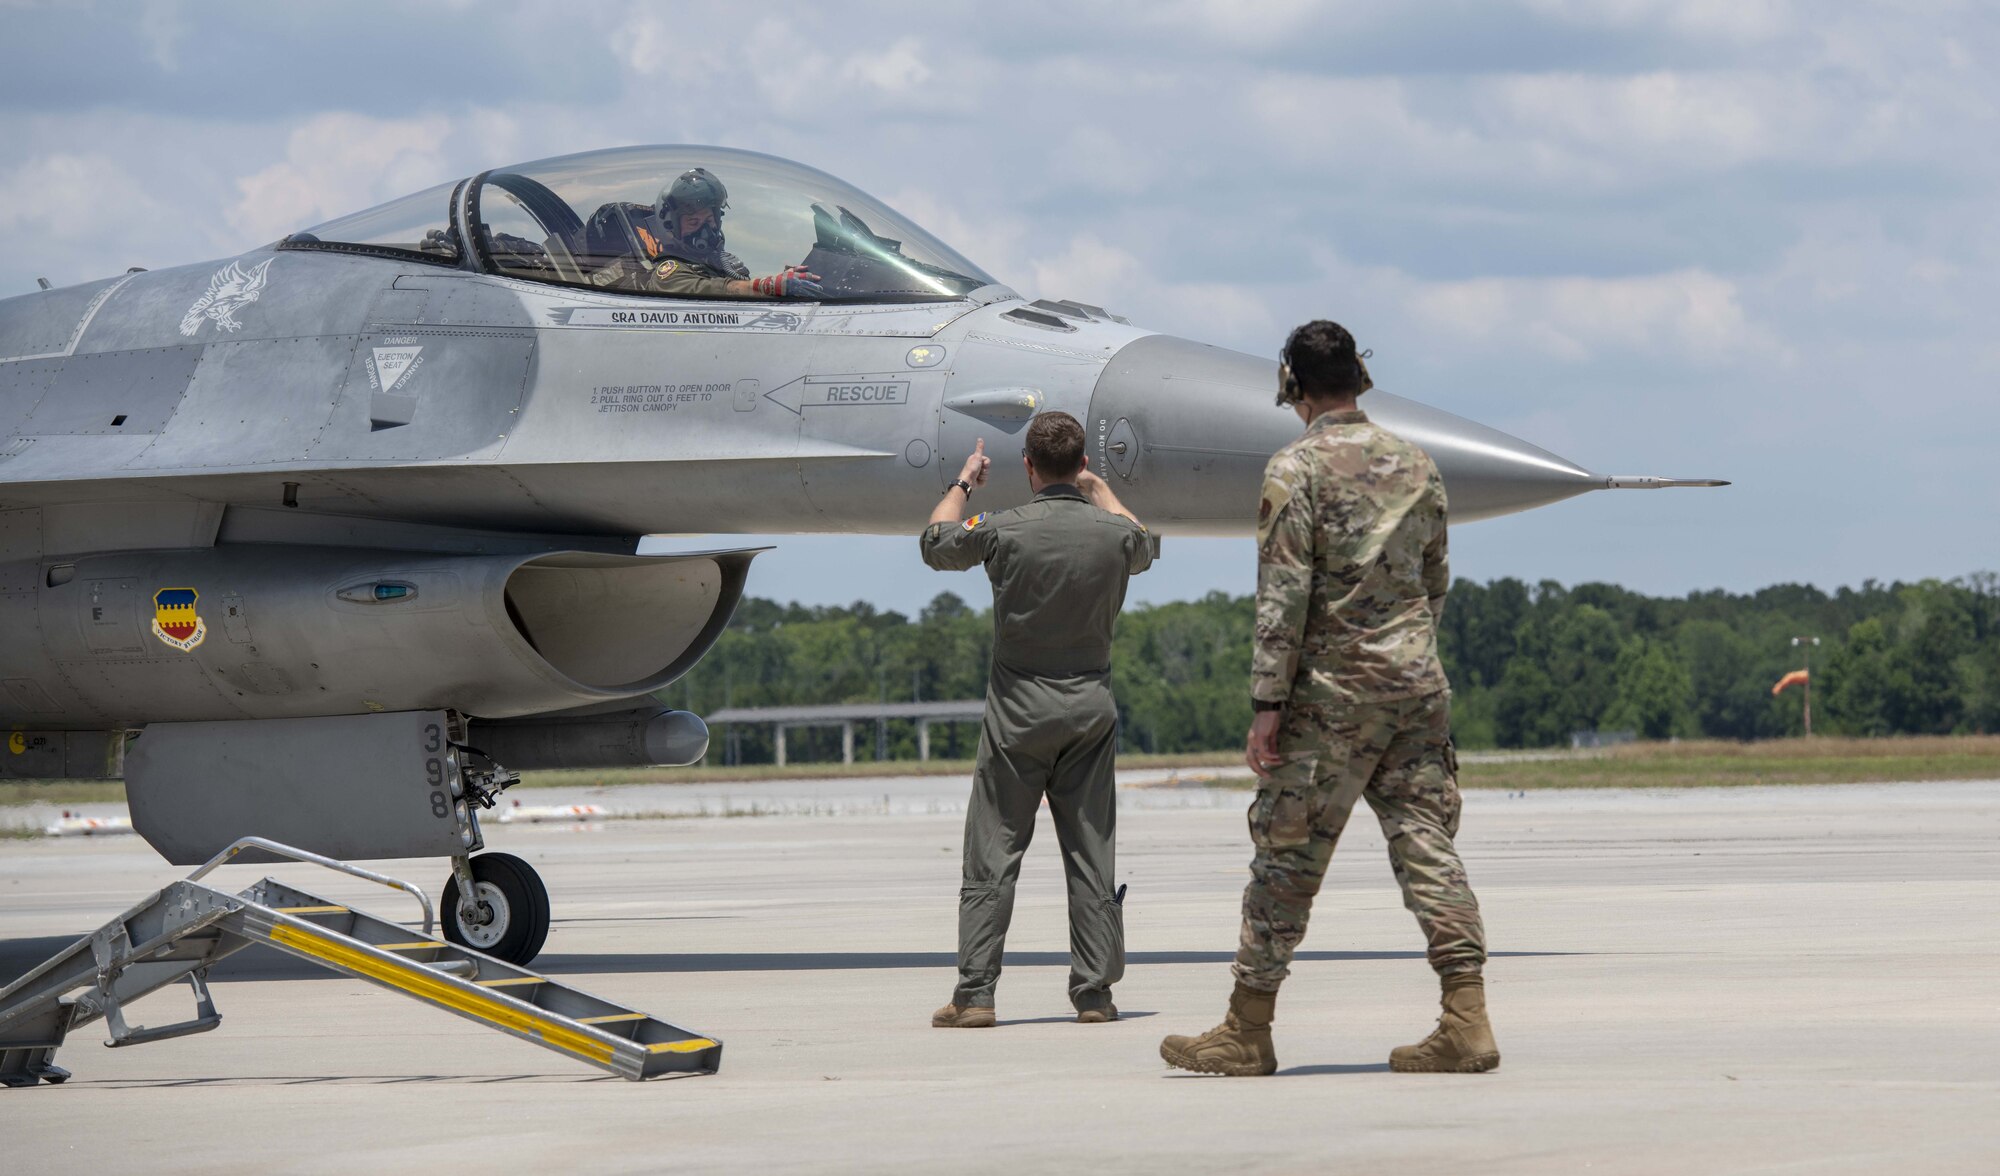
[0,838,721,1088]
[706,699,986,765]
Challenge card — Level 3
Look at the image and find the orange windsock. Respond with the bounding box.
[1772,669,1809,696]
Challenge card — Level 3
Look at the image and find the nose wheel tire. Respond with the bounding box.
[441,852,550,966]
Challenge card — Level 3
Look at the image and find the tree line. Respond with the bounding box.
[664,575,2000,760]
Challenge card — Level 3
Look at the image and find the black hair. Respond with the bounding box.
[1284,320,1370,400]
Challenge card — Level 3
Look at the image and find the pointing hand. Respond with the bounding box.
[961,438,991,488]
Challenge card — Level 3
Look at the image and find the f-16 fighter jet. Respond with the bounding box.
[0,146,1722,962]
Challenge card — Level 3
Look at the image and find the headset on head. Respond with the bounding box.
[1277,323,1374,408]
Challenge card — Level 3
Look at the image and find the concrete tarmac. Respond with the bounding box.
[3,779,1997,1174]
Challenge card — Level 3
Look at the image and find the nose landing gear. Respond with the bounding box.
[442,851,550,965]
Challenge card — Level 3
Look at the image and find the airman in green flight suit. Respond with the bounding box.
[920,412,1158,1026]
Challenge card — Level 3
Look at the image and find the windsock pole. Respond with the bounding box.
[1788,637,1821,736]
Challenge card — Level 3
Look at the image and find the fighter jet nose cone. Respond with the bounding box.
[1363,388,1600,522]
[1084,336,1291,535]
[1085,335,1604,534]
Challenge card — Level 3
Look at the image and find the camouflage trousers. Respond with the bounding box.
[1233,690,1485,992]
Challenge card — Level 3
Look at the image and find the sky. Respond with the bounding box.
[2,1,1993,616]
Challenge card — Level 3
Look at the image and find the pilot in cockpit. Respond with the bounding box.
[630,168,825,300]
[656,168,747,279]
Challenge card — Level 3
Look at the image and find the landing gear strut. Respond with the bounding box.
[442,852,550,965]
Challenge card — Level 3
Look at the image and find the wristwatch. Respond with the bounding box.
[946,478,973,496]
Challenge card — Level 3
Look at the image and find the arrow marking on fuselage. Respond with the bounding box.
[763,376,912,415]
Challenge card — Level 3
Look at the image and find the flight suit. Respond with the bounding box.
[625,252,750,298]
[920,484,1157,1012]
[1237,407,1485,991]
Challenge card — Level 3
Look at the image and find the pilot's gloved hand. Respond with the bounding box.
[750,266,825,299]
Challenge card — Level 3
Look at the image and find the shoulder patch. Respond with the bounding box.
[1256,476,1293,547]
[962,512,988,531]
[654,258,678,279]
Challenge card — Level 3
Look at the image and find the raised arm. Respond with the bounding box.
[1075,466,1138,525]
[1076,466,1155,573]
[928,438,991,528]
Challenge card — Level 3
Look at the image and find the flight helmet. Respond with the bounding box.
[659,168,728,219]
[658,168,729,255]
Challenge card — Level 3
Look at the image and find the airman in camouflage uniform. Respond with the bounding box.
[1161,320,1498,1077]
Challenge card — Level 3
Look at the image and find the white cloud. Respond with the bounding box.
[612,12,726,87]
[138,0,189,71]
[1244,74,1503,188]
[1407,269,1782,364]
[0,153,161,240]
[1029,234,1148,303]
[1490,71,1776,164]
[732,18,945,118]
[1025,234,1280,343]
[1044,126,1167,199]
[611,13,672,77]
[1134,0,1330,50]
[841,36,932,94]
[1521,0,1798,43]
[1249,66,1828,197]
[227,114,455,243]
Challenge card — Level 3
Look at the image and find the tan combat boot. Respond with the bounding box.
[1389,973,1499,1073]
[1159,982,1278,1075]
[932,1002,996,1028]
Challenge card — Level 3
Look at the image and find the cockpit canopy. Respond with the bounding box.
[281,145,998,304]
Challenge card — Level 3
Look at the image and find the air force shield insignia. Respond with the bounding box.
[152,587,207,652]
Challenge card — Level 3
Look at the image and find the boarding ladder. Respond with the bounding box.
[0,837,721,1087]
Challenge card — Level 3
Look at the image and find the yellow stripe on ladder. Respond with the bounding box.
[267,923,615,1066]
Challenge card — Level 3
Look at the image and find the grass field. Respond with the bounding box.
[4,737,1998,811]
[1455,735,2000,790]
[0,780,127,806]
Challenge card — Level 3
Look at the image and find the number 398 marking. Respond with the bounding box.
[422,722,450,821]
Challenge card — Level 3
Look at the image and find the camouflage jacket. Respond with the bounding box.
[1251,407,1450,705]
